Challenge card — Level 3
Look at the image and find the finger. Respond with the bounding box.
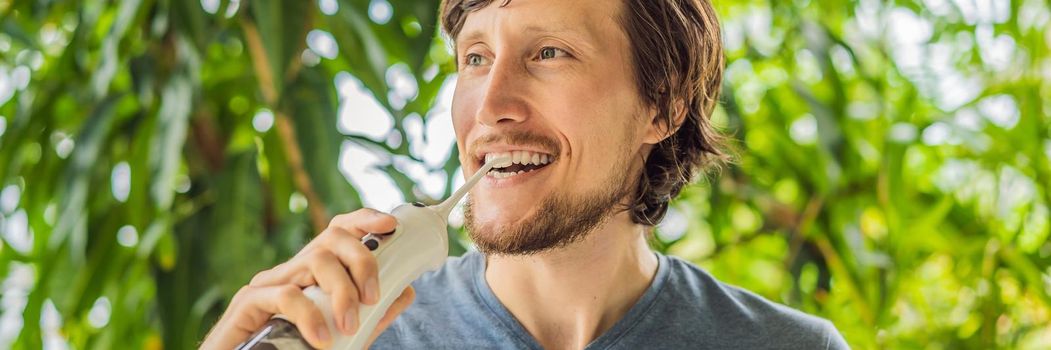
[367,286,416,346]
[324,226,381,305]
[296,208,396,259]
[249,262,314,288]
[309,250,360,335]
[253,285,333,349]
[327,208,398,238]
[200,287,271,350]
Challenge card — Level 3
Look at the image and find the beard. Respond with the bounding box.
[463,158,635,256]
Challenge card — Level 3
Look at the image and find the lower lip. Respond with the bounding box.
[483,164,552,187]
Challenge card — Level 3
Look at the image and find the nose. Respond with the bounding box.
[475,57,530,127]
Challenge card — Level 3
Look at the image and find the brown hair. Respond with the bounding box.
[440,0,728,226]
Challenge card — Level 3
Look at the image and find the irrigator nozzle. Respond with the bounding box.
[432,156,512,218]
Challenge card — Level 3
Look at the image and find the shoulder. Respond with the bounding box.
[651,255,849,349]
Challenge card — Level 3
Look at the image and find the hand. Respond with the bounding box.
[200,208,417,349]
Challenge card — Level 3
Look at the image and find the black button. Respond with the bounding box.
[364,239,379,251]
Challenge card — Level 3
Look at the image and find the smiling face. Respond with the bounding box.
[451,0,663,255]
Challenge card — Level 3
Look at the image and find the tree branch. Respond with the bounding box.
[241,15,328,234]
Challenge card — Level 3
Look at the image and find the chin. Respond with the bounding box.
[472,205,530,228]
[472,193,535,216]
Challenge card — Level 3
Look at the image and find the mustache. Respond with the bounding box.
[469,131,562,157]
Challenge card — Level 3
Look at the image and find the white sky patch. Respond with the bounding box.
[0,185,19,213]
[790,114,818,145]
[393,156,447,201]
[336,72,393,140]
[43,203,56,226]
[319,0,339,15]
[53,132,74,159]
[657,206,688,242]
[953,108,983,131]
[1018,0,1051,31]
[889,123,918,143]
[923,0,955,17]
[41,300,69,350]
[39,24,68,56]
[978,94,1020,129]
[2,210,32,255]
[743,5,780,56]
[200,0,219,14]
[829,45,855,76]
[306,29,339,60]
[423,64,440,82]
[934,71,982,111]
[117,225,138,248]
[111,162,131,203]
[404,113,424,153]
[851,0,882,39]
[975,0,1012,24]
[421,112,457,168]
[0,66,16,106]
[0,263,33,348]
[721,17,745,52]
[934,159,978,193]
[10,66,29,91]
[409,77,458,166]
[975,24,1016,72]
[922,122,952,146]
[288,192,308,213]
[847,101,878,121]
[997,165,1037,219]
[950,0,980,24]
[0,116,6,139]
[368,0,393,24]
[887,7,933,71]
[223,0,241,18]
[87,297,111,328]
[386,63,418,111]
[252,108,274,133]
[339,141,403,211]
[794,50,822,83]
[881,6,985,111]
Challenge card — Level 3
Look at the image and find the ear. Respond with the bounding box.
[641,99,687,145]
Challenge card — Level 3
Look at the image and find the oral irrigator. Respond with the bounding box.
[236,156,511,350]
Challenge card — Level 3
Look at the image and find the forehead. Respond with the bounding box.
[455,0,624,46]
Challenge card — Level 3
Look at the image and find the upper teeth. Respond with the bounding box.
[485,151,553,167]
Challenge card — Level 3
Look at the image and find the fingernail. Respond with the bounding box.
[344,309,358,335]
[316,325,330,344]
[365,277,379,304]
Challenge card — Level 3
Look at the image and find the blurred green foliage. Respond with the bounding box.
[0,0,1048,349]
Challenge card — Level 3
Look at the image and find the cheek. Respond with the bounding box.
[451,86,480,155]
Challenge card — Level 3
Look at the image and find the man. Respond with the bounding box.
[203,0,850,349]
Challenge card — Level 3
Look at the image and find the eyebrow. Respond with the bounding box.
[456,24,598,52]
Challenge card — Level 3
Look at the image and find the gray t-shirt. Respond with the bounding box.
[372,251,849,349]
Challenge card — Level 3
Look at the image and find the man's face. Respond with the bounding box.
[452,0,657,255]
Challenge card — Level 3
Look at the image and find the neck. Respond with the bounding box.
[483,211,659,350]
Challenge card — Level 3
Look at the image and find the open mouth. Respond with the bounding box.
[483,151,554,179]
